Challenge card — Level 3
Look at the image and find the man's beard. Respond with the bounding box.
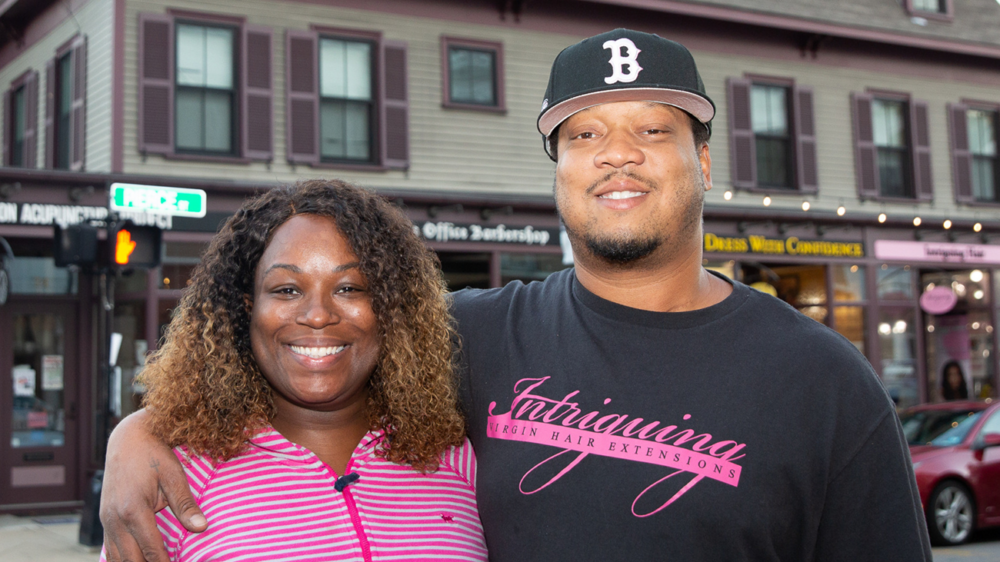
[557,168,704,266]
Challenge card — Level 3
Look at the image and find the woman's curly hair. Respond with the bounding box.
[141,179,465,472]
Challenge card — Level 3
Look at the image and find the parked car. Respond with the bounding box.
[901,400,1000,546]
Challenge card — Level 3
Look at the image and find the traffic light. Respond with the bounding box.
[54,224,99,267]
[110,221,161,268]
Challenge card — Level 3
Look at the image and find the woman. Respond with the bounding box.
[102,180,487,561]
[941,360,969,401]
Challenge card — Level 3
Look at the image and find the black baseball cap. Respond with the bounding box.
[538,28,715,160]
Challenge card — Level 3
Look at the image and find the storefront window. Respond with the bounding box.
[833,264,865,302]
[704,260,736,281]
[877,264,912,300]
[878,308,919,409]
[500,253,566,285]
[161,241,208,289]
[439,252,490,290]
[11,314,66,448]
[113,302,147,419]
[9,256,77,295]
[834,306,866,353]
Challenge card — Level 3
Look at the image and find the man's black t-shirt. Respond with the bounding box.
[451,269,931,561]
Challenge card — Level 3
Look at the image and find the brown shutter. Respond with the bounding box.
[70,36,87,171]
[44,59,55,169]
[2,89,9,166]
[726,77,755,189]
[911,100,933,201]
[381,40,408,170]
[793,86,818,194]
[285,29,318,165]
[138,13,174,155]
[242,25,272,161]
[948,103,974,203]
[851,92,879,199]
[23,71,38,168]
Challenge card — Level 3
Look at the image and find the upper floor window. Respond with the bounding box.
[904,0,953,19]
[912,0,945,12]
[967,109,997,202]
[175,23,235,155]
[44,35,87,171]
[319,37,374,163]
[55,53,72,168]
[726,76,817,193]
[852,91,932,201]
[442,37,504,112]
[750,84,791,189]
[137,13,273,162]
[3,70,38,168]
[872,98,911,198]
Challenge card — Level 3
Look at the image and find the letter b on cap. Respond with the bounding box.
[603,38,642,84]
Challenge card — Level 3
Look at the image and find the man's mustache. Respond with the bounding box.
[585,171,658,196]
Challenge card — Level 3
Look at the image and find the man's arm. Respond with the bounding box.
[813,411,932,561]
[100,410,207,562]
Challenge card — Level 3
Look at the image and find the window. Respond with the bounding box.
[137,13,273,162]
[852,92,932,201]
[904,0,953,20]
[55,53,72,168]
[319,37,374,163]
[726,77,816,192]
[442,37,504,111]
[11,85,26,166]
[872,99,911,198]
[45,35,87,171]
[967,109,998,202]
[912,0,945,12]
[751,84,792,189]
[175,23,235,154]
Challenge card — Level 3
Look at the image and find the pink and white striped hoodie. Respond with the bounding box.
[101,429,487,561]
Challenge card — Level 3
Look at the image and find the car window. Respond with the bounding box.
[931,411,984,447]
[978,410,1000,437]
[899,409,981,445]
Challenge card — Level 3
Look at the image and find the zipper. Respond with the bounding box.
[341,459,372,562]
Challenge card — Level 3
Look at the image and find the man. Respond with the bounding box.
[101,29,931,561]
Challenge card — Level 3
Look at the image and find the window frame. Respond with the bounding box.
[860,88,928,203]
[747,75,795,191]
[172,19,239,157]
[316,31,379,166]
[441,36,505,113]
[903,0,953,21]
[871,96,913,200]
[7,70,34,168]
[957,98,1000,207]
[53,49,73,169]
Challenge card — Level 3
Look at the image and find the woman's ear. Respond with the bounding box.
[243,294,253,314]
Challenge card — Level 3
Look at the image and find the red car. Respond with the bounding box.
[900,400,1000,546]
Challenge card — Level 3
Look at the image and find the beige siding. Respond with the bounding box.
[0,0,115,172]
[123,0,572,196]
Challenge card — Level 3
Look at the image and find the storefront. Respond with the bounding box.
[702,216,1000,411]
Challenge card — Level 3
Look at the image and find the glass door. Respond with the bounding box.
[0,301,79,507]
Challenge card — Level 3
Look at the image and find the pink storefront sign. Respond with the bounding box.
[920,286,958,315]
[873,240,1000,265]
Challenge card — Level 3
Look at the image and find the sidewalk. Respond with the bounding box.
[0,514,99,562]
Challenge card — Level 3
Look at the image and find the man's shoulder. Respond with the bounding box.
[449,268,573,320]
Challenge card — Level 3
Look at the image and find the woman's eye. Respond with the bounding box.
[274,287,299,296]
[337,285,363,294]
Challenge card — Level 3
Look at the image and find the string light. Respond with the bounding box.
[974,222,983,232]
[878,213,887,223]
[943,219,952,229]
[913,217,922,227]
[837,206,846,216]
[763,196,772,207]
[723,190,733,201]
[801,201,810,211]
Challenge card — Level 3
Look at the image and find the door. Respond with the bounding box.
[0,301,79,507]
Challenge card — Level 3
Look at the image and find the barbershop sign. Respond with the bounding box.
[704,233,865,258]
[874,240,1000,265]
[0,202,175,229]
[414,221,557,246]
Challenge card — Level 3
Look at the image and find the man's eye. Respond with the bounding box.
[573,131,597,140]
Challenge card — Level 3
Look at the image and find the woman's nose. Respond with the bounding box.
[297,293,341,328]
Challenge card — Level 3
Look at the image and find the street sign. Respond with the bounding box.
[109,183,207,218]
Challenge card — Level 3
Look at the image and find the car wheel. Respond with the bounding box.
[927,480,976,546]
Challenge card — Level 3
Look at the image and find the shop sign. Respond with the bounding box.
[874,240,1000,265]
[920,286,958,315]
[0,202,178,229]
[110,183,207,218]
[414,221,557,246]
[703,233,864,258]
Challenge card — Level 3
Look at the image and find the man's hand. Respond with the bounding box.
[100,410,207,561]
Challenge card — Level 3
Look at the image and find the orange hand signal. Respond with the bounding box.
[115,229,137,264]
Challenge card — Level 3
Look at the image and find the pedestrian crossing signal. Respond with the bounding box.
[111,221,161,268]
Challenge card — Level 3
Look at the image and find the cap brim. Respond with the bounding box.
[537,88,715,137]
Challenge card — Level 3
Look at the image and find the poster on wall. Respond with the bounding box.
[934,315,973,401]
[42,355,64,390]
[13,365,35,397]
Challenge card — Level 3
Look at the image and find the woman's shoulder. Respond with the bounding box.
[435,437,477,489]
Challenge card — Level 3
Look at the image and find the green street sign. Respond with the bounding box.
[110,183,207,218]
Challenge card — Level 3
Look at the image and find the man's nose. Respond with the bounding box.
[595,129,645,168]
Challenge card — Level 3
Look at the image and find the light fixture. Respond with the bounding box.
[801,201,810,211]
[943,219,952,229]
[974,222,983,232]
[913,217,922,227]
[973,321,982,330]
[927,325,935,333]
[837,206,846,216]
[926,283,936,291]
[878,213,887,223]
[974,290,985,300]
[850,265,859,273]
[723,190,733,201]
[763,196,772,207]
[988,325,994,334]
[893,320,907,334]
[878,323,892,335]
[971,269,984,283]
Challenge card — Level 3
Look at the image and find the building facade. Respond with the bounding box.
[1,0,1000,511]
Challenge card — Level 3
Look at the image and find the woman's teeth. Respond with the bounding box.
[600,191,645,200]
[290,345,346,358]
